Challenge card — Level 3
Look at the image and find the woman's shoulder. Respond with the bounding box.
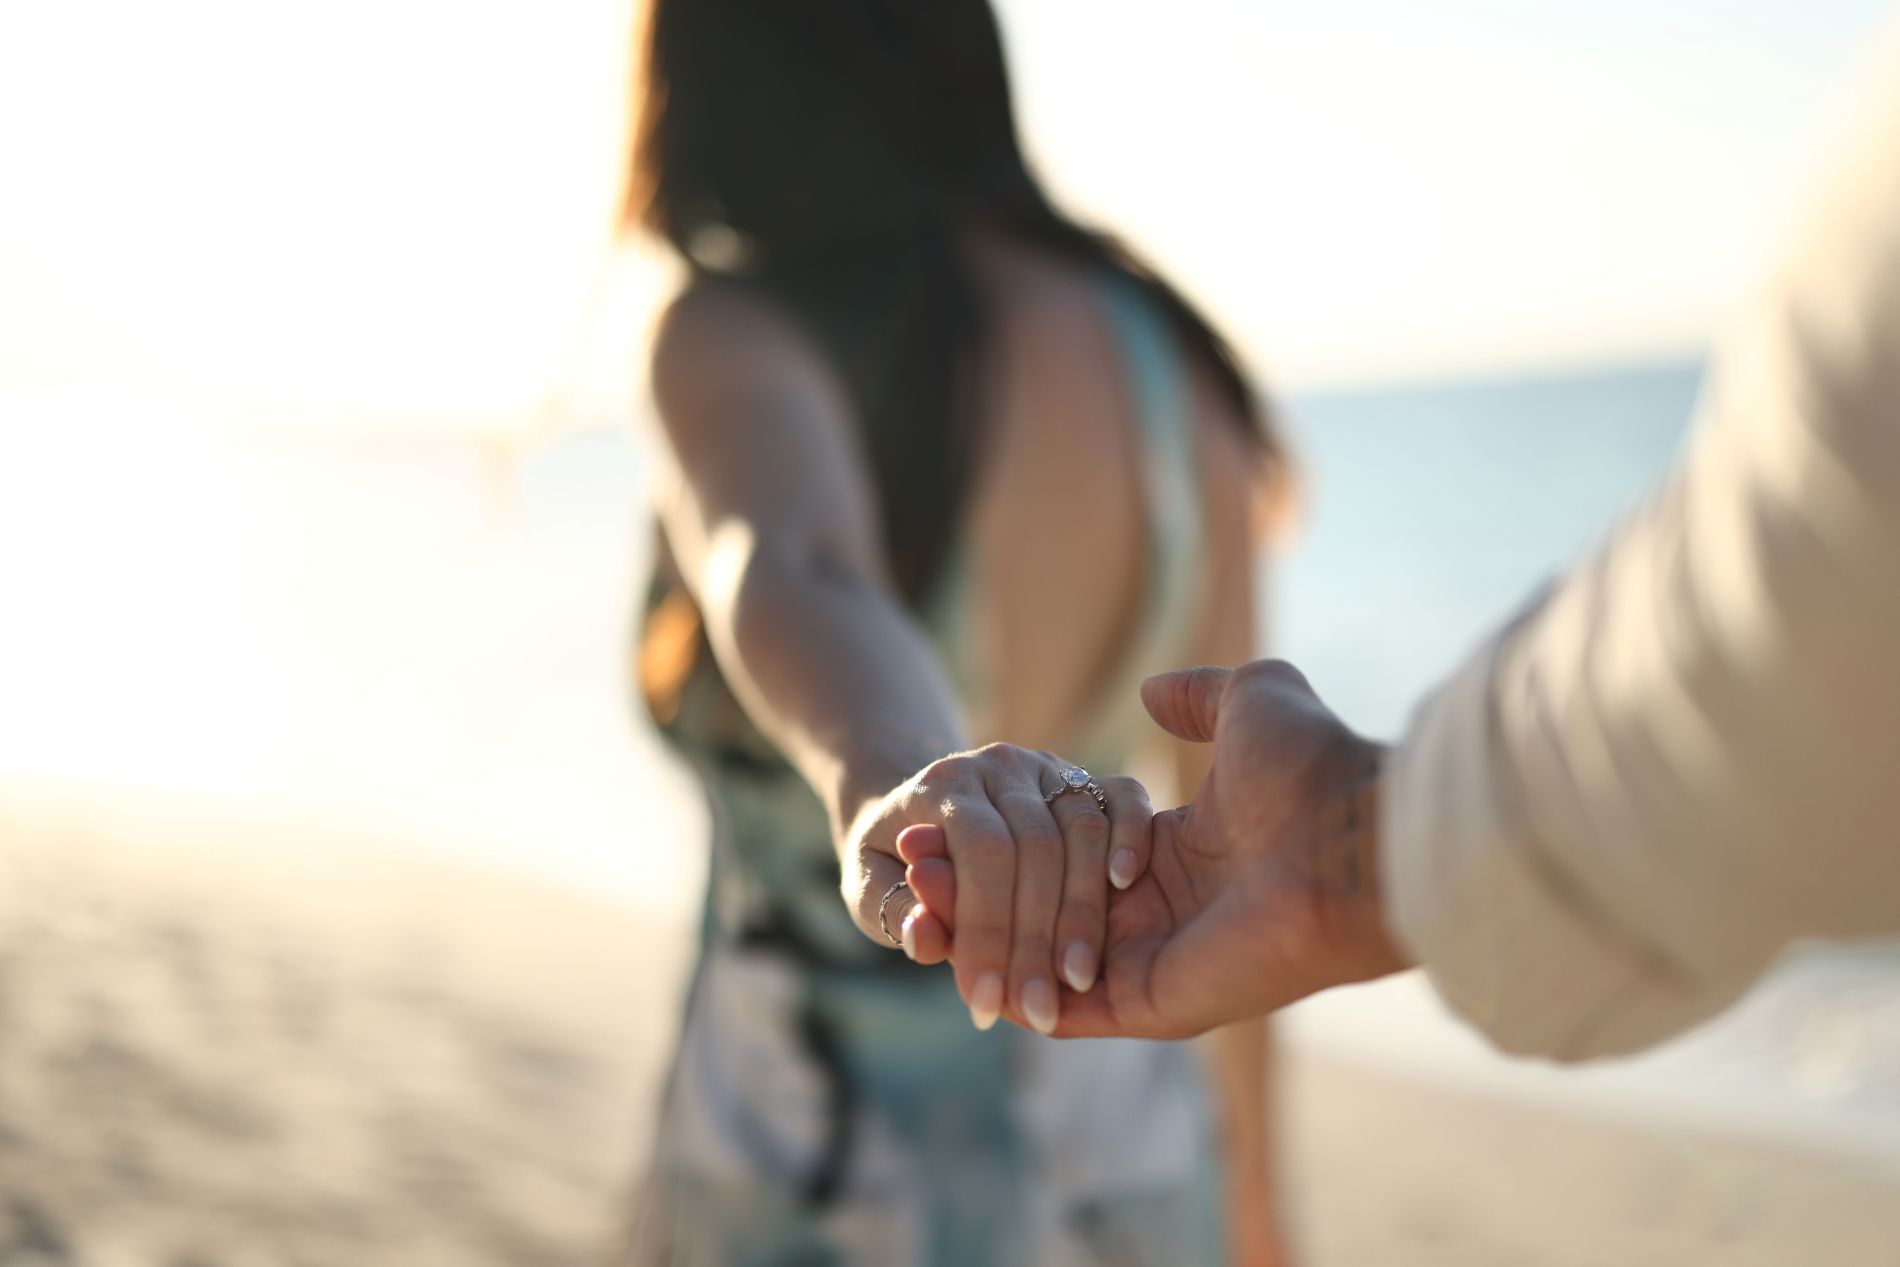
[650,277,847,424]
[653,277,812,373]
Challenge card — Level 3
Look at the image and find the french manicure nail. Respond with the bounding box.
[1109,848,1139,890]
[1021,977,1059,1036]
[1061,940,1098,993]
[901,911,921,961]
[969,973,1004,1032]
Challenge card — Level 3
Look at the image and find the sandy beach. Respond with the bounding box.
[1,776,1895,1266]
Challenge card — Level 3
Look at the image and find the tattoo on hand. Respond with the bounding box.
[1338,755,1383,895]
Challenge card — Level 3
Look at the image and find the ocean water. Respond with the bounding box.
[4,357,1897,1163]
[1276,360,1702,737]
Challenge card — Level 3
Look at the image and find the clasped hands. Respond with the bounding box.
[845,661,1415,1039]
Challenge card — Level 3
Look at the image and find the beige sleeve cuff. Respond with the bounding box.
[1381,624,1755,1062]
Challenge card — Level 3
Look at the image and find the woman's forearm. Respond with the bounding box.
[646,290,1118,986]
[648,289,970,846]
[697,529,967,841]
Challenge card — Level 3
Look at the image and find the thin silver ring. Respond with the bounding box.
[1044,764,1108,814]
[877,879,910,947]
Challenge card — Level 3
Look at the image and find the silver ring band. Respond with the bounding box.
[877,879,910,947]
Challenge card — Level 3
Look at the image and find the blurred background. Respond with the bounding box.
[3,1,1899,1263]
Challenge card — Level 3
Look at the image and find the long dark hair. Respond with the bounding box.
[630,0,1280,717]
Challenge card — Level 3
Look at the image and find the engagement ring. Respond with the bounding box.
[1045,764,1108,813]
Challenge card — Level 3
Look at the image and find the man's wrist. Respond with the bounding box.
[1327,738,1418,978]
[1341,743,1385,893]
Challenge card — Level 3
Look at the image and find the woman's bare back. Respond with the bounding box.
[959,235,1259,753]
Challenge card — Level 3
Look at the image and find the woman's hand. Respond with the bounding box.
[842,744,1153,1034]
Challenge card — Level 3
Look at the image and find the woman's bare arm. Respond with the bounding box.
[650,288,963,832]
[648,285,1145,1032]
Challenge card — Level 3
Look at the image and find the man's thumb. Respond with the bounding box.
[1140,666,1232,744]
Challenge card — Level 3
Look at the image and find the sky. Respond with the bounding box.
[999,0,1896,382]
[0,0,1894,430]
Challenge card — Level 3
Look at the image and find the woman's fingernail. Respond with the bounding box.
[969,974,1004,1032]
[1061,940,1098,993]
[901,911,921,961]
[1021,977,1059,1036]
[1109,848,1139,890]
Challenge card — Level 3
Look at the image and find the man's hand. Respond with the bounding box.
[909,661,1415,1038]
[1079,661,1413,1036]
